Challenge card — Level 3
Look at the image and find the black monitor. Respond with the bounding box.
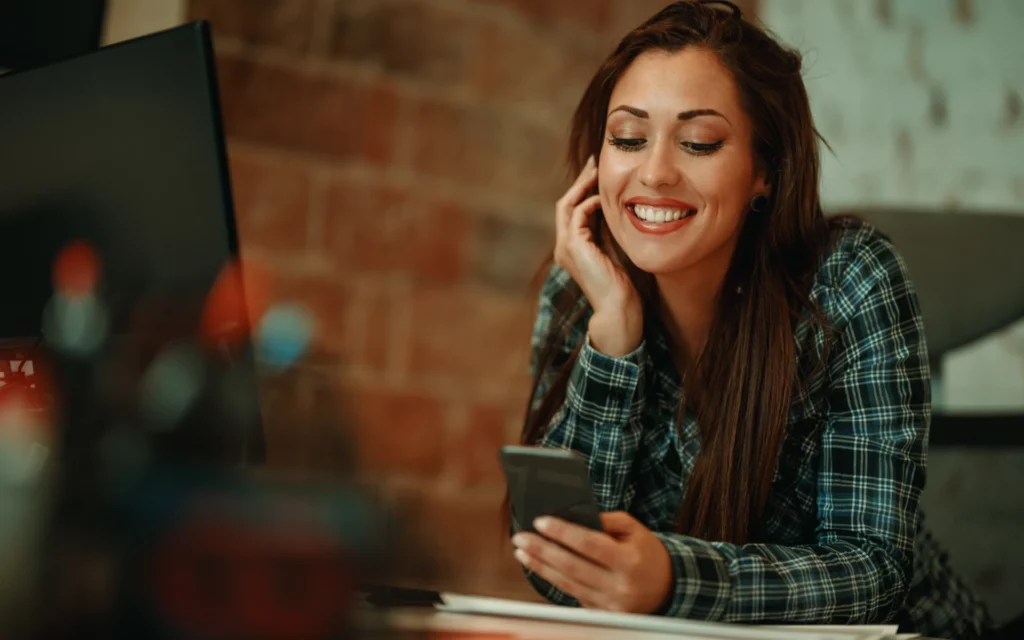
[0,22,265,462]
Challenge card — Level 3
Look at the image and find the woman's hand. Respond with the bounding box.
[511,512,674,614]
[554,156,643,357]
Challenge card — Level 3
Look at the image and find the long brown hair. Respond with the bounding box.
[519,1,834,544]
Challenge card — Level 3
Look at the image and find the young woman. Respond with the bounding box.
[508,2,996,639]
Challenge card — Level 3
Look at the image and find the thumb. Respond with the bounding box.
[600,511,641,536]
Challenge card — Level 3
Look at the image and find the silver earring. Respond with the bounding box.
[750,194,769,212]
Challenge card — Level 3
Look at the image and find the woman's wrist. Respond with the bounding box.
[587,302,643,358]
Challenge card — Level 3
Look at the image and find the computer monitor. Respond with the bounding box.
[0,21,265,462]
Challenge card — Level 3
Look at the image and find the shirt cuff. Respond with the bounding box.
[565,333,646,424]
[654,533,733,621]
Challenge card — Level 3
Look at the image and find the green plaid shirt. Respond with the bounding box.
[522,219,993,639]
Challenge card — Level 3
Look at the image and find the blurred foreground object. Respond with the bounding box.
[0,348,55,635]
[0,22,441,637]
[2,252,432,639]
[0,22,267,466]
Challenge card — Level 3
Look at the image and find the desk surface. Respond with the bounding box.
[374,608,928,640]
[383,608,725,639]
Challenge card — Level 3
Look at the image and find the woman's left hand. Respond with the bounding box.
[511,511,674,614]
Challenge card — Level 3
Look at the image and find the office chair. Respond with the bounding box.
[843,209,1024,447]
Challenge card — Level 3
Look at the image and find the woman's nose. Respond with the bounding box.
[638,142,682,189]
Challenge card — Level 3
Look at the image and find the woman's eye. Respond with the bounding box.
[608,136,725,155]
[683,140,725,155]
[608,136,645,151]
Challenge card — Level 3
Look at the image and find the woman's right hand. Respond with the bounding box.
[554,156,643,357]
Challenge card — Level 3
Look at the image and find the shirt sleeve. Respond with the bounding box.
[514,265,650,606]
[652,234,930,624]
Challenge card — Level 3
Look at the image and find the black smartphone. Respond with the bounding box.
[500,445,604,533]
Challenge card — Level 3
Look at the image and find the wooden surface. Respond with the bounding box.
[369,608,922,640]
[381,608,732,640]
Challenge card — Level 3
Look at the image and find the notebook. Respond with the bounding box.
[437,593,906,640]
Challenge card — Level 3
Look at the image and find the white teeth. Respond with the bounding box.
[632,204,686,222]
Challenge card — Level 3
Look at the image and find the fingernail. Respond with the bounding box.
[514,549,529,564]
[511,533,527,547]
[534,517,552,533]
[587,155,596,167]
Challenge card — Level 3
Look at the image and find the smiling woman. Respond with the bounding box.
[509,2,998,639]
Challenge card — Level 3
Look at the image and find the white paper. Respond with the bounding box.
[439,594,906,640]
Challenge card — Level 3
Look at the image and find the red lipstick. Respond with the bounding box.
[624,197,697,236]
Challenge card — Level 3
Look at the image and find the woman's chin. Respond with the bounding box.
[620,247,693,276]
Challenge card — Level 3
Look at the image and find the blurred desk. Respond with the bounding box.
[379,608,930,640]
[385,608,719,639]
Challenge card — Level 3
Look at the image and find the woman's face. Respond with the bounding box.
[598,47,766,277]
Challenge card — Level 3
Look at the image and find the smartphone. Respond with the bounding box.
[500,445,604,533]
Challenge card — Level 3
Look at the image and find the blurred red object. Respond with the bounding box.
[149,497,354,640]
[0,352,54,439]
[200,259,271,350]
[52,241,101,299]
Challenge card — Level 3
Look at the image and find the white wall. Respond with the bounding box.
[759,0,1024,622]
[761,0,1023,211]
[760,0,1024,413]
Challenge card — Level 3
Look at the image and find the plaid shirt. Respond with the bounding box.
[521,220,993,639]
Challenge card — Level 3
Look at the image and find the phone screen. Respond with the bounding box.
[500,445,604,533]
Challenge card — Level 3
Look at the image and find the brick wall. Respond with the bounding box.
[184,0,1022,616]
[189,0,756,598]
[759,0,1024,622]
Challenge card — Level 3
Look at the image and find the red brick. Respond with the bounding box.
[329,0,479,86]
[609,0,759,34]
[345,386,447,477]
[405,492,543,599]
[266,270,352,356]
[258,364,357,473]
[609,1,666,35]
[398,490,506,580]
[454,403,517,485]
[411,101,498,188]
[344,283,395,374]
[411,100,565,197]
[472,216,553,291]
[408,287,533,394]
[215,54,399,164]
[468,21,600,117]
[227,149,311,254]
[486,0,613,35]
[189,0,316,52]
[260,269,400,374]
[550,43,608,118]
[324,179,471,284]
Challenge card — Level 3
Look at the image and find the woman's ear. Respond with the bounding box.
[749,172,772,213]
[753,162,772,198]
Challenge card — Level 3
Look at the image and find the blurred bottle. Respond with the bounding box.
[0,350,56,637]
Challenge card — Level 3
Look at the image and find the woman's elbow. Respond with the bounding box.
[861,546,912,623]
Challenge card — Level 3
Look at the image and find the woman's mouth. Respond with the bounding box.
[626,203,697,235]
